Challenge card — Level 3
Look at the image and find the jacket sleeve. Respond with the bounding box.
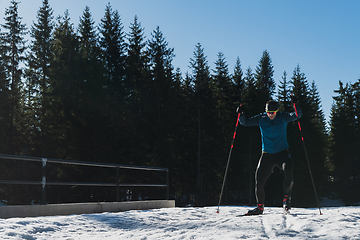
[239,113,262,126]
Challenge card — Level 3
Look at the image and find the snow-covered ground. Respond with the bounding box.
[0,205,359,239]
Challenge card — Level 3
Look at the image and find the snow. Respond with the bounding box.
[0,205,359,239]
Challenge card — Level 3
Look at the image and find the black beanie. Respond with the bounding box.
[265,100,279,112]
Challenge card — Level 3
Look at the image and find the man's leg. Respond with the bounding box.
[255,153,274,205]
[246,153,274,215]
[281,153,294,210]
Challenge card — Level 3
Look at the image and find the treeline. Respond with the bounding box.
[0,0,358,207]
[329,81,360,204]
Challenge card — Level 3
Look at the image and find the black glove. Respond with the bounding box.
[236,104,244,114]
[290,95,297,104]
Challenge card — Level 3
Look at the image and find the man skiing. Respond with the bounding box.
[237,96,301,215]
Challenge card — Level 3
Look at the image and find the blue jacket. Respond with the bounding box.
[239,106,302,154]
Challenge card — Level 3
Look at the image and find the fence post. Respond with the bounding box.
[116,166,120,202]
[41,158,47,205]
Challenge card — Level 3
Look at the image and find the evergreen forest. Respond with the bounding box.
[0,0,359,207]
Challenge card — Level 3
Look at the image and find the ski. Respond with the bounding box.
[236,213,264,217]
[237,214,252,217]
[236,213,251,217]
[236,210,290,217]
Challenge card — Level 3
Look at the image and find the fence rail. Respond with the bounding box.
[0,154,169,205]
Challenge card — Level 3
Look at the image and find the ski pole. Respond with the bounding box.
[217,106,241,213]
[293,100,322,215]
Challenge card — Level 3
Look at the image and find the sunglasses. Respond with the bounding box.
[266,109,279,114]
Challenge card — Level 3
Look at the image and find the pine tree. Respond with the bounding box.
[0,0,27,154]
[288,65,310,206]
[220,56,245,204]
[99,3,126,98]
[76,6,108,162]
[79,6,98,61]
[147,26,175,167]
[289,65,327,207]
[308,80,329,196]
[353,80,360,155]
[0,0,40,205]
[241,67,262,204]
[233,56,244,103]
[277,71,292,112]
[166,68,193,203]
[242,67,258,116]
[213,52,233,138]
[21,53,38,155]
[353,79,360,126]
[255,50,275,108]
[211,51,236,204]
[125,15,150,167]
[169,70,199,205]
[329,81,359,204]
[189,43,214,206]
[49,10,81,158]
[352,79,360,201]
[126,15,148,107]
[27,0,54,157]
[97,3,129,166]
[0,38,9,149]
[309,81,327,134]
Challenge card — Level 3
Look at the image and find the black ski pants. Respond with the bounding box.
[255,149,293,205]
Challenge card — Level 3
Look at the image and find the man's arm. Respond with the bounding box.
[236,104,263,126]
[239,113,263,126]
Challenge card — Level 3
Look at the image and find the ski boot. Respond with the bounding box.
[283,195,291,214]
[245,204,264,216]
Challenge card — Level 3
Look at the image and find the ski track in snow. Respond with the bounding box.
[0,206,359,239]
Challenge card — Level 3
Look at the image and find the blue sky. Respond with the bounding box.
[1,0,360,123]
